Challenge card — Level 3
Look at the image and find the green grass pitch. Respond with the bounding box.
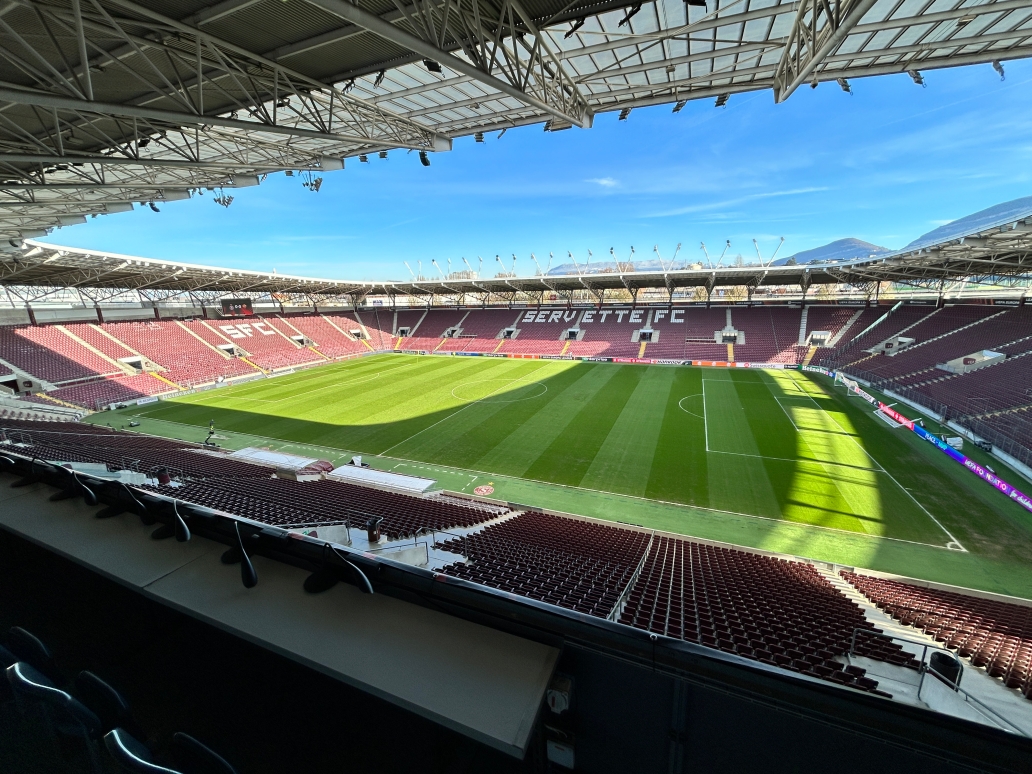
[94,354,1032,597]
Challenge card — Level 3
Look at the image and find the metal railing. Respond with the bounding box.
[849,629,1029,737]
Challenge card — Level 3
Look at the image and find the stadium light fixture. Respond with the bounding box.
[618,3,642,26]
[672,99,687,113]
[147,202,160,212]
[419,151,431,166]
[359,154,368,162]
[993,60,1005,80]
[714,93,729,108]
[474,132,485,143]
[618,108,631,121]
[373,69,386,88]
[837,78,852,95]
[565,17,586,38]
[379,151,388,159]
[422,59,442,74]
[908,70,926,87]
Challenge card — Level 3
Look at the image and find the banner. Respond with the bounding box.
[893,411,1032,515]
[877,402,914,430]
[840,375,878,406]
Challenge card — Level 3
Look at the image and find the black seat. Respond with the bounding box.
[5,661,101,737]
[104,728,183,774]
[172,733,238,774]
[76,671,139,735]
[6,626,59,681]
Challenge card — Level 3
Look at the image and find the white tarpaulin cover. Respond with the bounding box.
[329,464,435,493]
[229,447,319,470]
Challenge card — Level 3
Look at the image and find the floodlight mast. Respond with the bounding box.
[431,259,446,278]
[404,261,417,280]
[477,256,483,278]
[531,253,545,276]
[715,240,731,268]
[585,249,592,269]
[462,257,475,277]
[753,239,764,265]
[766,237,786,267]
[672,243,682,269]
[567,251,582,276]
[700,242,712,269]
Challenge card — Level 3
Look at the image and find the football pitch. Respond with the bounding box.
[96,354,1032,597]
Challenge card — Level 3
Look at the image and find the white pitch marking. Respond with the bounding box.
[677,394,704,420]
[781,371,966,552]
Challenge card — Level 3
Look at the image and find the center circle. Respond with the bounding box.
[451,379,548,403]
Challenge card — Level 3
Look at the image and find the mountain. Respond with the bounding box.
[772,238,890,266]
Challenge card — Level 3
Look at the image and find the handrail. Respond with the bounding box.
[848,628,1029,738]
[608,531,655,622]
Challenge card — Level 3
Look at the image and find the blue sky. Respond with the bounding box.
[52,59,1032,281]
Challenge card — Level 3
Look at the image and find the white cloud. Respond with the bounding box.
[646,187,830,218]
[587,177,618,188]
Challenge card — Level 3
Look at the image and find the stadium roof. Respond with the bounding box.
[2,0,1031,242]
[6,196,1031,303]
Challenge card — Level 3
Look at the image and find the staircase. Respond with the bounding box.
[34,392,83,410]
[637,340,647,358]
[797,307,809,346]
[150,372,182,389]
[826,309,865,347]
[802,346,818,366]
[726,343,734,362]
[561,340,572,356]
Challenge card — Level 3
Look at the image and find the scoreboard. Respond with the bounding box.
[221,298,254,317]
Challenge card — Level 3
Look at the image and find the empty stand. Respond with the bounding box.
[44,374,172,409]
[569,307,645,358]
[0,325,120,384]
[395,309,467,351]
[277,314,366,358]
[617,537,898,692]
[440,309,518,353]
[733,307,804,364]
[499,308,580,355]
[439,511,650,616]
[109,320,257,385]
[202,317,325,370]
[843,572,1032,701]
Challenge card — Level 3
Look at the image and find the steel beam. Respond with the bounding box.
[302,0,593,128]
[773,0,879,103]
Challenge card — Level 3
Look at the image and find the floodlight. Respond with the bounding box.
[359,154,368,162]
[618,3,641,26]
[672,99,687,113]
[474,132,485,143]
[419,151,430,166]
[907,69,925,86]
[564,17,585,38]
[993,60,1005,80]
[373,69,386,87]
[714,93,729,107]
[379,151,388,159]
[147,202,160,212]
[837,78,852,94]
[423,59,442,73]
[618,108,631,121]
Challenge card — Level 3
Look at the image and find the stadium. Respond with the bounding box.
[1,0,1032,772]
